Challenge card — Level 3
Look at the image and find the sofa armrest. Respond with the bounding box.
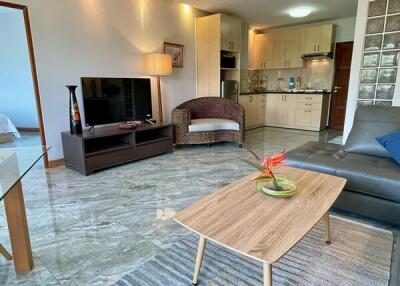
[235,109,245,143]
[172,109,191,128]
[172,109,191,144]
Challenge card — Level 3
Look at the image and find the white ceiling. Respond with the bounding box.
[182,0,358,30]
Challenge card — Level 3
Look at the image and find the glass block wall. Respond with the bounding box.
[358,0,400,106]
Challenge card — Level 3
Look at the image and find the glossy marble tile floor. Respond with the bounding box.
[0,127,398,286]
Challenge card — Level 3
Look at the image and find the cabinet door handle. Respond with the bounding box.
[317,44,320,52]
[314,45,316,52]
[306,96,313,100]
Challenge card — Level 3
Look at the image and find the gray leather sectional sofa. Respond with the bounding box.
[286,106,400,225]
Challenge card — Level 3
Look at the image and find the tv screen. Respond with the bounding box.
[81,77,152,126]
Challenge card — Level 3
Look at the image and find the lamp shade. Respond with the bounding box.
[144,53,172,76]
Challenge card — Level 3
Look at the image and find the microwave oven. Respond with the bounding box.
[221,54,236,69]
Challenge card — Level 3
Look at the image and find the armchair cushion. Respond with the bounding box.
[188,118,239,133]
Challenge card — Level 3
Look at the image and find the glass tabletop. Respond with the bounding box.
[0,146,50,201]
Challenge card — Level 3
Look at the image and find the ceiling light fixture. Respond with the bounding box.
[288,7,312,18]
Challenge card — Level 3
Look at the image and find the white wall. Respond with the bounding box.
[331,17,357,43]
[11,0,207,160]
[0,11,38,128]
[343,0,369,143]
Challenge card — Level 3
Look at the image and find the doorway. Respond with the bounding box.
[329,42,354,130]
[0,1,48,168]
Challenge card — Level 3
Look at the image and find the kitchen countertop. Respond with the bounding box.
[240,90,331,95]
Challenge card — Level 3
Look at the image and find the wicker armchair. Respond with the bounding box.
[172,97,245,147]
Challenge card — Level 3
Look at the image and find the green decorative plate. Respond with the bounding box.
[255,175,298,198]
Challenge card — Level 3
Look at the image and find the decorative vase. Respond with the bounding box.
[255,175,298,198]
[67,85,82,135]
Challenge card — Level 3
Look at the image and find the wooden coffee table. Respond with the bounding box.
[174,166,347,286]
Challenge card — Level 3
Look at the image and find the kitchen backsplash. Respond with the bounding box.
[241,59,334,92]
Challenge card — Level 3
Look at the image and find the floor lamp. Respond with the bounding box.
[144,53,172,123]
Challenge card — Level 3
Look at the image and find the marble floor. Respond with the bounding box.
[0,127,398,285]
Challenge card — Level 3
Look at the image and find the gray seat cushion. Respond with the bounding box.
[344,105,400,158]
[286,141,400,203]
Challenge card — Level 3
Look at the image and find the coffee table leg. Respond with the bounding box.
[192,236,207,285]
[263,262,272,286]
[323,211,331,245]
[4,181,33,273]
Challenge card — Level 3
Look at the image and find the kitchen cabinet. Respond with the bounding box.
[221,14,241,52]
[253,24,335,70]
[196,13,241,98]
[285,29,304,68]
[254,30,304,69]
[265,93,329,131]
[265,93,283,124]
[295,94,330,130]
[254,33,271,69]
[257,94,266,124]
[239,94,265,128]
[265,94,296,126]
[303,24,335,54]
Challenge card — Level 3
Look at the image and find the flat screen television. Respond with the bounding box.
[81,77,152,126]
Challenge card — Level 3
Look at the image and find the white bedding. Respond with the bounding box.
[0,115,20,138]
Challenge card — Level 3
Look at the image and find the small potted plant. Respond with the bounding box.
[243,150,297,198]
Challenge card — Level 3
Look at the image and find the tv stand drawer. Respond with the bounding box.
[86,147,134,171]
[135,138,172,160]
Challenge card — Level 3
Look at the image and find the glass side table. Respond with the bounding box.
[0,146,49,273]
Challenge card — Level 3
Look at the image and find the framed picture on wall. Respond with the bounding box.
[164,42,184,68]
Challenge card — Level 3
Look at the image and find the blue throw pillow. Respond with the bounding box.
[376,131,400,165]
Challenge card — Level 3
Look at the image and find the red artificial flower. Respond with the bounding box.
[262,151,287,170]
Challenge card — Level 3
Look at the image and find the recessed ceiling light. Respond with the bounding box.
[288,7,312,18]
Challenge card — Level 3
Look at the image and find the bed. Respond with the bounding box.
[0,115,20,144]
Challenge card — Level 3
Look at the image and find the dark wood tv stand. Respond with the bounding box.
[61,123,173,175]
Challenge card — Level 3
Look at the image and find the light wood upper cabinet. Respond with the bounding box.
[254,33,271,69]
[252,24,335,70]
[303,24,335,54]
[221,14,241,52]
[285,29,304,68]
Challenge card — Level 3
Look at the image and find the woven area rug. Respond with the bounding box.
[116,216,393,286]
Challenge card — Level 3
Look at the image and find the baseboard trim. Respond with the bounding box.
[17,127,40,132]
[48,158,64,168]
